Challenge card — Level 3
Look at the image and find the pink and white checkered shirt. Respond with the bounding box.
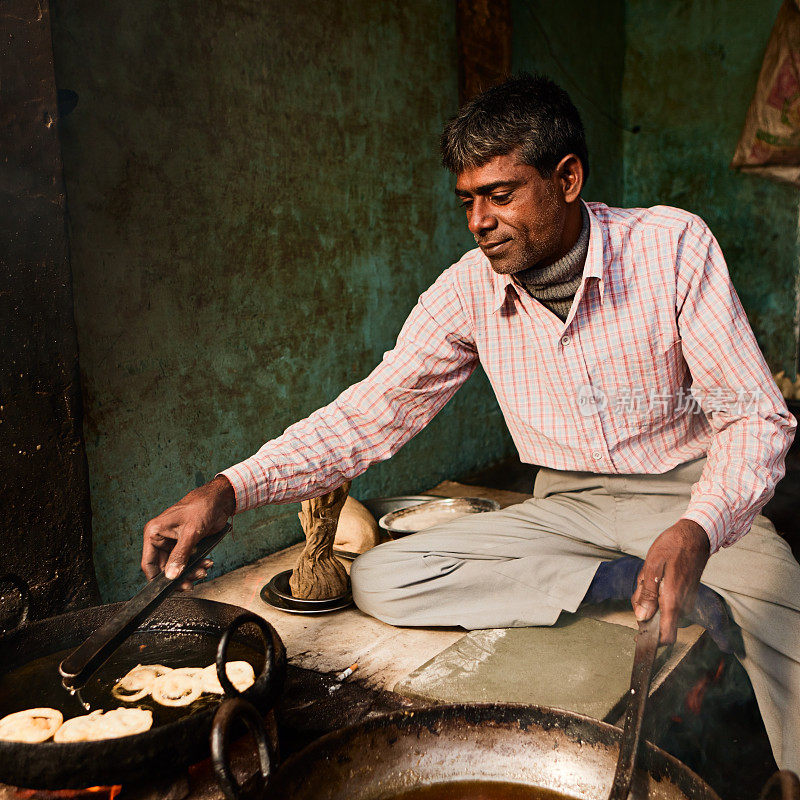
[222,202,795,553]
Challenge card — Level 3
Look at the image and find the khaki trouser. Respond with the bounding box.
[350,457,800,771]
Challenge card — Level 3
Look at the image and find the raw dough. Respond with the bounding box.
[773,370,800,400]
[0,708,63,743]
[290,482,351,600]
[334,496,380,554]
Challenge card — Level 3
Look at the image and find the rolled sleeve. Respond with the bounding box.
[676,217,796,552]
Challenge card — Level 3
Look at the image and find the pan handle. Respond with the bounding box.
[0,574,30,634]
[759,772,800,800]
[216,612,279,698]
[211,697,275,800]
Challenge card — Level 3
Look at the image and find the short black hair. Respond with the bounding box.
[440,73,590,184]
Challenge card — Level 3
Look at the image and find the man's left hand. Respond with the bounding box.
[631,519,711,645]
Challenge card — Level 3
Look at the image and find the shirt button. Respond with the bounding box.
[591,451,602,461]
[561,335,571,345]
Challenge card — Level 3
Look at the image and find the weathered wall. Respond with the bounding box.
[49,0,798,602]
[511,0,627,206]
[51,0,516,601]
[622,0,800,373]
[513,0,799,371]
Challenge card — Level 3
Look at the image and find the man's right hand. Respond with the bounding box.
[141,475,236,589]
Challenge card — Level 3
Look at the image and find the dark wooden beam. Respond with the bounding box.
[0,0,99,621]
[456,0,512,105]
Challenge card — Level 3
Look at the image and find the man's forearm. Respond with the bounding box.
[209,474,236,517]
[682,416,794,552]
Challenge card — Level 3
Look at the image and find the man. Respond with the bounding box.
[142,75,799,769]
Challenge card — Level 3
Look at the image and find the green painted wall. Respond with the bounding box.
[512,0,627,206]
[622,0,800,374]
[513,0,799,372]
[50,0,798,601]
[51,0,516,601]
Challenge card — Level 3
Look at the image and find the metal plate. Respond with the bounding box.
[379,497,501,537]
[261,593,354,615]
[261,569,353,615]
[332,549,361,561]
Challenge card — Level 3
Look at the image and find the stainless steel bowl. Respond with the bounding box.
[360,495,437,521]
[379,497,501,537]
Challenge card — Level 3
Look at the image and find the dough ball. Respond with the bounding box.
[334,496,380,554]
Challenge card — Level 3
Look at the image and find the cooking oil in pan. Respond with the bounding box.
[0,630,261,728]
[389,785,576,800]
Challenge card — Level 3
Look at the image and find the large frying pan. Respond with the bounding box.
[211,699,799,800]
[0,591,286,789]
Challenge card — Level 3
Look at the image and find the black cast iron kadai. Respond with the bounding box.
[0,590,286,789]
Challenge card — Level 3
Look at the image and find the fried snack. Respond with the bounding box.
[201,661,255,694]
[111,664,172,702]
[0,708,63,743]
[53,708,153,742]
[101,707,153,737]
[53,711,105,742]
[149,671,204,707]
[172,666,205,681]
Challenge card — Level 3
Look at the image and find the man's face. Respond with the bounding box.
[454,153,568,274]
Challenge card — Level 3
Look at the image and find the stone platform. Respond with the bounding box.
[194,481,704,725]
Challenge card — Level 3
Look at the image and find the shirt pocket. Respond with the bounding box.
[587,336,687,432]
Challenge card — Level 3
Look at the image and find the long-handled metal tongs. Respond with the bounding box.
[608,609,661,800]
[58,524,230,691]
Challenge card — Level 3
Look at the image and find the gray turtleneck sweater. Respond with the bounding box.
[514,203,590,321]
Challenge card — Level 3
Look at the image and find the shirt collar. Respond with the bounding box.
[490,200,605,314]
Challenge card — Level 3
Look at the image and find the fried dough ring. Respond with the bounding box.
[0,708,63,743]
[101,707,153,737]
[172,666,205,680]
[111,664,171,702]
[201,661,255,694]
[54,710,104,742]
[53,708,153,742]
[150,671,204,707]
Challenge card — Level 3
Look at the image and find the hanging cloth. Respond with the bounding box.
[731,0,800,186]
